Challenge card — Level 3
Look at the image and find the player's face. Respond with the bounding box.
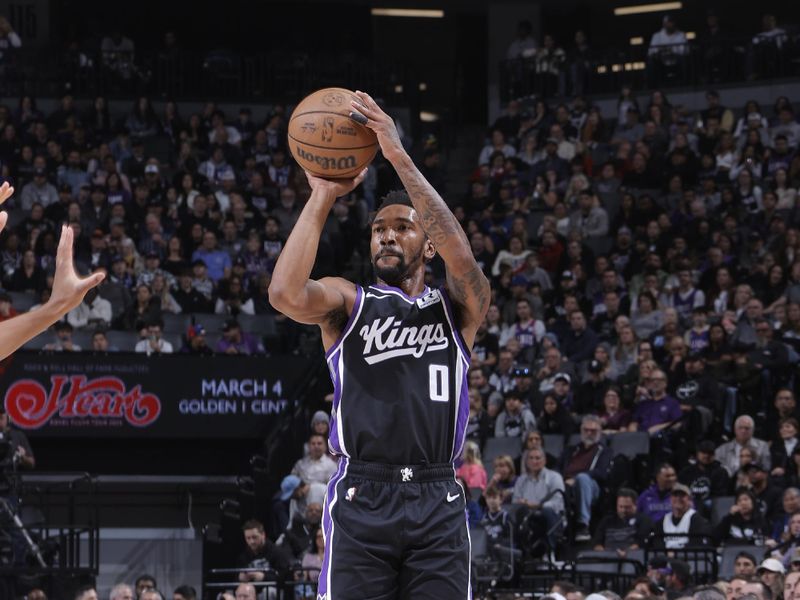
[371,204,434,287]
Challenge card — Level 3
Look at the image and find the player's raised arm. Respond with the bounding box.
[350,91,490,346]
[0,225,104,360]
[268,171,365,335]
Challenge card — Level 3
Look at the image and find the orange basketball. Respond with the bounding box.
[287,87,379,179]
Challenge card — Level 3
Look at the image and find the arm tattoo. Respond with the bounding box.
[391,156,490,317]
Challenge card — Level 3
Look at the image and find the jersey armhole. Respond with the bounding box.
[438,286,471,363]
[324,285,364,361]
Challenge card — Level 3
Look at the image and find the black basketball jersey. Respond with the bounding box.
[325,284,471,465]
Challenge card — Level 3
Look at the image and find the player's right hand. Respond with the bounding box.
[0,181,16,235]
[305,168,367,199]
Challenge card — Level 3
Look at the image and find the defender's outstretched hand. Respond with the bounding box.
[0,224,105,361]
[350,91,405,162]
[0,182,16,234]
[48,225,105,314]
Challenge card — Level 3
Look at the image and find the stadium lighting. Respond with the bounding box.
[630,37,644,45]
[686,31,696,39]
[371,8,445,18]
[420,111,440,122]
[614,2,682,16]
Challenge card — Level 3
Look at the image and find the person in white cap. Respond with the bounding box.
[758,558,786,600]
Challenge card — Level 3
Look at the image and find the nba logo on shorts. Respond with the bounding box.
[345,487,356,501]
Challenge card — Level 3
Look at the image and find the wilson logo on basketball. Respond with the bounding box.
[359,317,449,365]
[295,146,357,171]
[4,375,162,429]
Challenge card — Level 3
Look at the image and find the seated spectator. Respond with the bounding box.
[592,488,654,552]
[771,418,800,483]
[756,558,786,600]
[597,386,632,433]
[20,168,58,211]
[678,441,730,515]
[134,576,157,599]
[494,389,537,438]
[237,518,290,584]
[215,318,265,355]
[66,287,112,331]
[279,502,322,561]
[296,527,325,600]
[745,462,784,523]
[43,321,81,352]
[568,190,609,238]
[215,275,255,316]
[480,485,513,561]
[109,584,134,600]
[134,319,173,355]
[637,462,678,522]
[173,586,196,600]
[561,310,599,366]
[652,483,712,549]
[91,330,119,353]
[715,415,771,476]
[734,551,759,578]
[772,488,800,543]
[512,448,565,547]
[538,392,576,436]
[465,389,490,450]
[291,433,337,486]
[192,230,232,283]
[122,284,162,331]
[770,512,800,569]
[628,369,682,434]
[456,441,488,490]
[714,487,770,545]
[560,415,612,541]
[0,292,18,322]
[74,587,98,600]
[488,455,518,504]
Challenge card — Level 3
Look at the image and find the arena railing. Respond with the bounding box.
[499,31,800,101]
[0,47,417,103]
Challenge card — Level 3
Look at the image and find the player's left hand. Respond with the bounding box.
[0,181,16,235]
[350,91,405,161]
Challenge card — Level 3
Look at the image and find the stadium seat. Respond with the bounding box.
[469,527,488,559]
[8,291,37,312]
[106,331,141,352]
[238,314,277,336]
[542,434,564,461]
[711,496,736,527]
[22,331,50,350]
[584,237,612,257]
[163,313,190,334]
[609,432,650,459]
[71,331,93,350]
[483,437,522,469]
[192,314,229,333]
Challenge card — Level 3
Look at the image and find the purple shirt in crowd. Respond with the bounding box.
[632,395,682,431]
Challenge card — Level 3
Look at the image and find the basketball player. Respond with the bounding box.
[0,183,105,359]
[269,91,490,600]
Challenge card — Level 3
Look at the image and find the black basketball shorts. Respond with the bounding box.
[317,458,472,600]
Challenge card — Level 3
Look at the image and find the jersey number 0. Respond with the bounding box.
[429,364,449,403]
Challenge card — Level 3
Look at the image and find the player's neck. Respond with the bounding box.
[375,273,427,297]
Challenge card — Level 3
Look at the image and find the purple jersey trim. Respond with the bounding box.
[438,286,472,360]
[325,285,364,360]
[369,283,430,302]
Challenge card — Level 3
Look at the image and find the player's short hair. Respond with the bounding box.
[241,519,264,533]
[377,189,412,212]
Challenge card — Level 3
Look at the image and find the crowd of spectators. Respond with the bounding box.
[0,91,377,354]
[504,11,798,98]
[227,82,800,596]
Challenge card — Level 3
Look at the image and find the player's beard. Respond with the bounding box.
[373,246,423,287]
